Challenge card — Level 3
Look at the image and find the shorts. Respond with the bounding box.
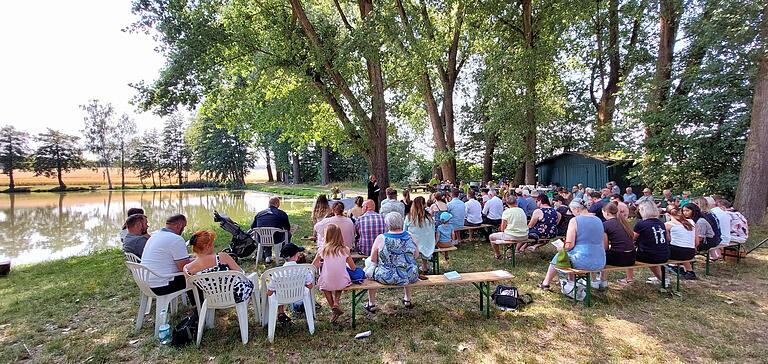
[606,250,636,267]
[636,249,668,264]
[670,245,696,261]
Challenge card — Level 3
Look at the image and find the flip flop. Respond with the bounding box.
[363,303,377,313]
[402,299,414,309]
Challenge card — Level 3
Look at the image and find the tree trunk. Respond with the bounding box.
[291,152,301,184]
[8,169,14,191]
[646,0,681,138]
[522,0,536,185]
[514,162,525,187]
[105,166,113,189]
[482,133,497,184]
[321,146,330,185]
[120,145,126,189]
[57,161,65,190]
[735,4,768,225]
[264,144,274,182]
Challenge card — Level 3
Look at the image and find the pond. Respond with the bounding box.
[0,190,313,266]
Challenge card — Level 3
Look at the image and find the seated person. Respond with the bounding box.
[140,214,191,296]
[489,197,528,259]
[538,201,606,290]
[314,202,355,251]
[123,213,150,258]
[665,208,698,280]
[312,224,355,323]
[348,196,365,219]
[633,201,671,284]
[602,203,635,285]
[553,196,573,236]
[120,207,145,243]
[436,212,455,261]
[267,243,314,323]
[463,189,483,226]
[610,194,630,220]
[379,188,406,217]
[184,230,254,303]
[518,194,561,252]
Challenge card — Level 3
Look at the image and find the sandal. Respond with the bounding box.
[363,303,377,313]
[536,283,551,291]
[402,299,414,309]
[494,254,503,260]
[330,307,344,323]
[617,278,633,286]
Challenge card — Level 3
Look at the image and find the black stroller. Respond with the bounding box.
[214,210,258,262]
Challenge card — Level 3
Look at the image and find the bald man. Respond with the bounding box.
[354,199,385,256]
[252,196,291,263]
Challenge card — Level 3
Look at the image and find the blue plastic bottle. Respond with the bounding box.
[158,309,171,345]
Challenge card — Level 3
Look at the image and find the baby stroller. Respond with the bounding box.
[214,210,258,262]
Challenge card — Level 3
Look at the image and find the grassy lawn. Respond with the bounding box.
[1,211,767,363]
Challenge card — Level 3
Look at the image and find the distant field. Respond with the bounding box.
[0,168,269,187]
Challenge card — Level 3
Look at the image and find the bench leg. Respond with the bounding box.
[661,267,667,290]
[511,245,516,268]
[705,252,711,276]
[350,289,367,328]
[471,282,492,318]
[584,274,592,307]
[431,255,440,274]
[676,266,681,292]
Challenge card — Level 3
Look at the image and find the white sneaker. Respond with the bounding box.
[645,277,670,286]
[265,256,272,264]
[591,280,608,290]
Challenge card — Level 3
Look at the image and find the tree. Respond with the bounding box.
[132,129,161,187]
[0,126,30,191]
[187,114,253,186]
[735,3,768,225]
[115,113,137,189]
[81,99,116,189]
[160,114,190,185]
[31,129,85,190]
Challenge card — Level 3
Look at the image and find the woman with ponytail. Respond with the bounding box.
[602,202,636,285]
[665,208,699,280]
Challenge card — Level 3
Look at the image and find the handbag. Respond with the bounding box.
[347,267,366,284]
[491,285,521,310]
[170,313,198,347]
[555,247,571,268]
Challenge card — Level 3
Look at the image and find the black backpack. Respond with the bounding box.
[170,313,199,347]
[491,285,531,311]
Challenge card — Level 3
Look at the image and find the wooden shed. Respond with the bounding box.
[536,152,635,189]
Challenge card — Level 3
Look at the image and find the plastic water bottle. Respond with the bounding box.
[158,309,172,345]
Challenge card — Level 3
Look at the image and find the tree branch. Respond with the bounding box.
[333,0,354,32]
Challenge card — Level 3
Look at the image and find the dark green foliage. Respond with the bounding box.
[31,129,85,189]
[187,116,254,187]
[0,126,30,189]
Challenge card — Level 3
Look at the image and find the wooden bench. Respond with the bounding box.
[350,253,368,260]
[494,237,564,267]
[408,184,430,193]
[698,241,747,276]
[454,224,494,241]
[341,269,514,327]
[555,259,695,307]
[429,246,458,273]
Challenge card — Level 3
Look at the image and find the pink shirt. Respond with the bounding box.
[314,215,356,250]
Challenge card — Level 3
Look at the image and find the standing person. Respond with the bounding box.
[602,203,635,285]
[348,196,365,219]
[365,212,420,312]
[588,192,606,221]
[252,197,292,264]
[537,201,606,290]
[405,196,436,275]
[354,200,386,256]
[445,188,466,242]
[401,189,413,217]
[623,187,638,205]
[379,188,405,217]
[123,214,150,258]
[428,174,440,192]
[665,209,699,279]
[464,189,483,227]
[312,224,355,323]
[482,190,504,240]
[314,202,355,251]
[140,214,191,296]
[489,197,528,259]
[633,201,670,284]
[367,175,381,211]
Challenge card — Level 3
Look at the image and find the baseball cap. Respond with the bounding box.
[439,212,453,222]
[280,243,305,258]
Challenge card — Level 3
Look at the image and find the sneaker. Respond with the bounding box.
[683,271,697,280]
[646,277,671,286]
[277,312,291,324]
[265,256,273,264]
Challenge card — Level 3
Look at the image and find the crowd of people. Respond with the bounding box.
[120,178,752,334]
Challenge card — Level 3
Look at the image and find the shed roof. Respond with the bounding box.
[536,151,635,167]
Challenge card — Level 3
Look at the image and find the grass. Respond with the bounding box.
[247,182,369,198]
[1,216,767,363]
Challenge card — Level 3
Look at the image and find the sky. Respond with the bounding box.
[0,1,167,137]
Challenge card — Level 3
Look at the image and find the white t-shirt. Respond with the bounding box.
[140,228,189,288]
[711,207,732,244]
[482,196,504,220]
[667,220,696,249]
[465,199,483,224]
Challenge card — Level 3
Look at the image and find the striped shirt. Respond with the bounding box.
[355,211,385,256]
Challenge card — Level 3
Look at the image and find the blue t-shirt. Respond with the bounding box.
[516,197,528,215]
[446,199,466,229]
[437,223,454,243]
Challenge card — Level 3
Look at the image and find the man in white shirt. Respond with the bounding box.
[711,199,732,245]
[140,214,191,296]
[379,188,405,217]
[464,189,483,226]
[481,190,504,241]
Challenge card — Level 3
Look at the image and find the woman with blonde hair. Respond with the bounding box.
[633,201,670,284]
[311,194,332,226]
[312,224,355,322]
[184,230,254,303]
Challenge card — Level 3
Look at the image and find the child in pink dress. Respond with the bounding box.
[312,223,356,323]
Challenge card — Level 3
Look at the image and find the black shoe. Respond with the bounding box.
[277,312,291,325]
[683,271,697,280]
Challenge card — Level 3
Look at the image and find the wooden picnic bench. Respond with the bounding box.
[494,236,565,267]
[408,184,430,193]
[341,269,514,327]
[698,242,745,276]
[454,224,494,241]
[555,259,695,307]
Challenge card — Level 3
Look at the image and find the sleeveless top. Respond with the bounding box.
[566,215,606,270]
[198,255,254,303]
[532,207,559,238]
[317,250,352,291]
[669,220,696,249]
[373,231,419,285]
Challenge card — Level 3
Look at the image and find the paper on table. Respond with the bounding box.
[443,271,462,280]
[550,239,564,250]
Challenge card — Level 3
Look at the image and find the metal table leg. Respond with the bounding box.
[350,289,367,328]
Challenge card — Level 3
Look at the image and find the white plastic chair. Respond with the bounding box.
[124,262,196,337]
[252,227,288,263]
[123,252,153,315]
[188,271,258,346]
[259,264,316,343]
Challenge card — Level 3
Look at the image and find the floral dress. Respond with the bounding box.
[198,255,254,303]
[372,231,419,286]
[528,207,559,239]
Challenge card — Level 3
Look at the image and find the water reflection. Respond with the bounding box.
[0,190,311,266]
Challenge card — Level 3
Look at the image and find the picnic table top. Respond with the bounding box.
[454,224,493,231]
[341,269,513,291]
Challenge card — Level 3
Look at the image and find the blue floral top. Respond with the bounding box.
[373,231,419,286]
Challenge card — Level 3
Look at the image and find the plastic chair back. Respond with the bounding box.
[125,262,165,298]
[124,252,141,263]
[251,227,286,247]
[188,271,248,309]
[261,264,315,305]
